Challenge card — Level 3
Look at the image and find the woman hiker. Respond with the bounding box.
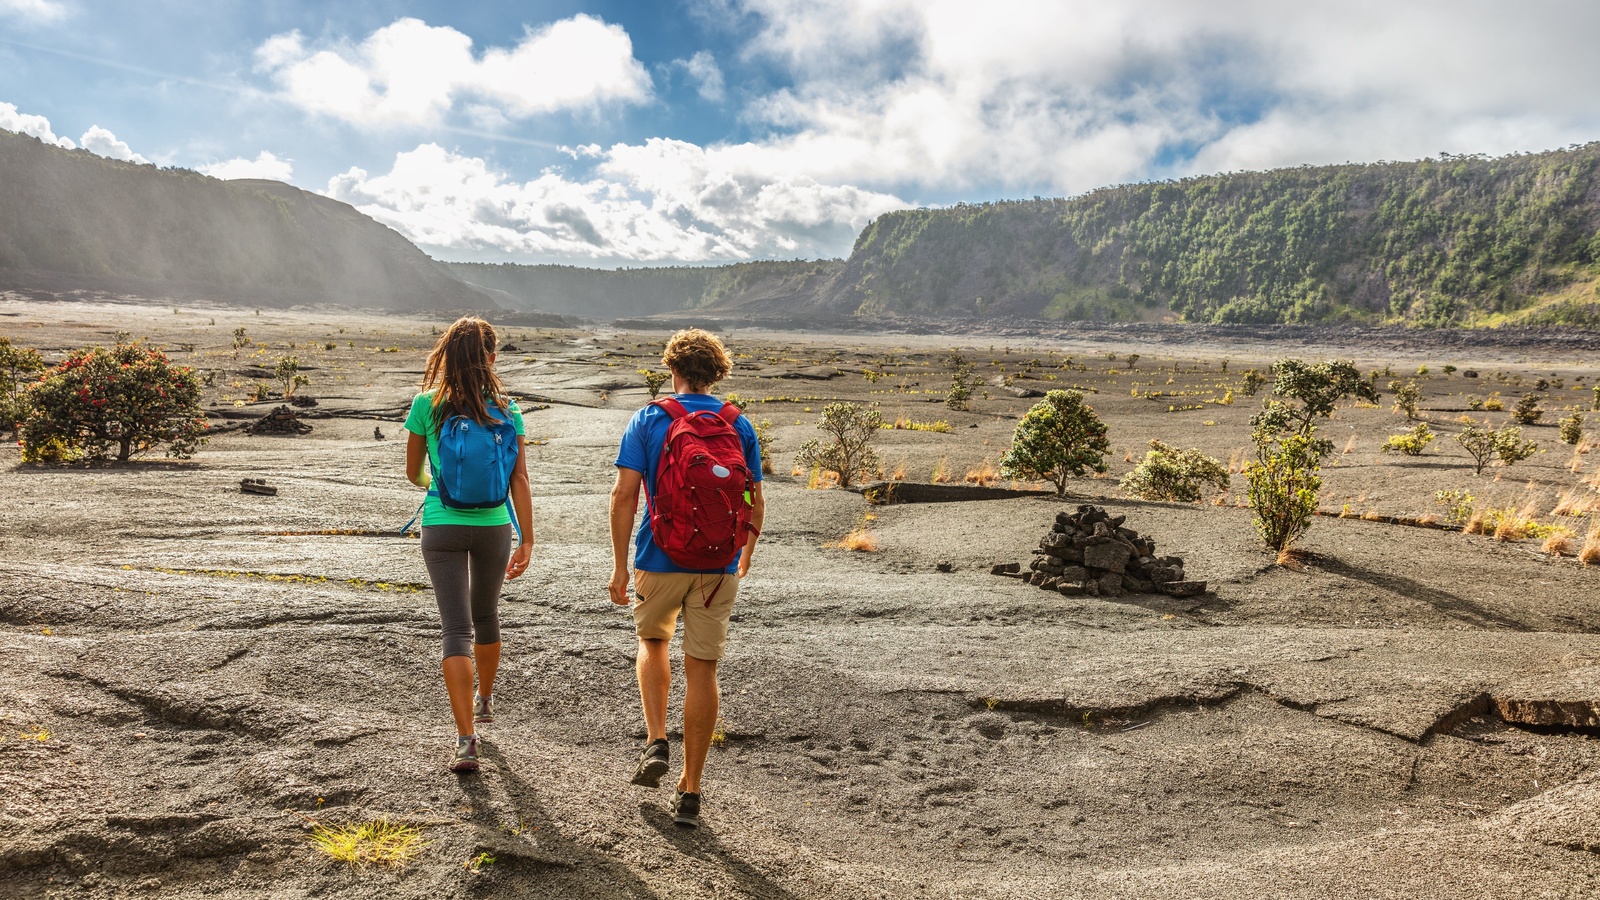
[403,316,535,772]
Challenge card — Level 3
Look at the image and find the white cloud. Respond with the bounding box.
[716,0,1600,195]
[325,141,904,263]
[199,150,293,181]
[79,125,148,164]
[0,0,69,24]
[256,15,651,129]
[0,101,75,148]
[671,51,726,102]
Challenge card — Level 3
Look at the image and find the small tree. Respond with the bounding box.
[232,326,250,358]
[1455,423,1537,475]
[639,369,670,400]
[0,337,46,439]
[21,342,206,462]
[1512,393,1544,425]
[275,356,310,398]
[946,366,974,411]
[1261,359,1380,444]
[1239,369,1266,397]
[1245,427,1322,553]
[1125,353,1140,371]
[1559,410,1584,446]
[998,390,1110,495]
[1119,440,1229,502]
[1381,423,1435,456]
[1388,379,1421,420]
[794,403,882,488]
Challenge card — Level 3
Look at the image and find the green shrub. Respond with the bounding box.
[1433,489,1474,526]
[753,418,775,475]
[275,356,310,398]
[1381,423,1435,456]
[1388,379,1421,419]
[998,390,1110,495]
[1559,410,1584,445]
[21,342,205,462]
[1245,428,1322,553]
[1119,440,1229,502]
[0,337,46,439]
[639,369,670,400]
[1455,423,1536,475]
[1239,370,1266,397]
[1512,393,1544,425]
[946,366,974,411]
[794,402,883,488]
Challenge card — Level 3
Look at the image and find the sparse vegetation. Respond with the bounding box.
[1119,440,1230,502]
[1433,489,1475,526]
[1559,410,1584,446]
[1512,393,1544,425]
[1455,423,1537,475]
[1381,423,1435,456]
[1388,379,1421,420]
[998,390,1110,495]
[274,356,309,398]
[794,402,883,488]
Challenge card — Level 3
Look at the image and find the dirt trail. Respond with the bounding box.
[3,300,1600,898]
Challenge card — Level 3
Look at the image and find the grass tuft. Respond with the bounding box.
[308,818,425,868]
[1581,522,1600,567]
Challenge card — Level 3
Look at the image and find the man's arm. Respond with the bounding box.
[738,481,765,578]
[608,467,643,606]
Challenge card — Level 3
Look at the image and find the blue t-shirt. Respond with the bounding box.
[615,394,763,574]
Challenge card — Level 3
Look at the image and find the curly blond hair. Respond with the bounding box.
[661,328,732,392]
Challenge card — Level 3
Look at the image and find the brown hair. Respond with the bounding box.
[421,316,508,428]
[661,328,732,392]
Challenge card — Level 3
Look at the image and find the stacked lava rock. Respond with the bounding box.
[993,505,1206,598]
[246,405,313,435]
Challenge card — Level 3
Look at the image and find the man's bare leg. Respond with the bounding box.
[678,654,719,794]
[638,637,670,742]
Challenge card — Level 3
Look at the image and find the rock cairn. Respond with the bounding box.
[993,505,1206,598]
[246,405,313,435]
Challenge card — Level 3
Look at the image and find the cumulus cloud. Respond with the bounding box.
[199,150,293,181]
[325,141,904,263]
[0,101,75,148]
[255,15,651,129]
[0,0,69,24]
[670,51,727,102]
[78,125,148,164]
[717,0,1600,195]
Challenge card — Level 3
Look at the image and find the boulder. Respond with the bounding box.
[990,563,1020,575]
[1097,572,1125,597]
[1159,581,1207,597]
[1059,565,1089,584]
[1082,542,1131,573]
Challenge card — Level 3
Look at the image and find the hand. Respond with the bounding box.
[506,542,532,580]
[737,552,753,579]
[607,565,631,606]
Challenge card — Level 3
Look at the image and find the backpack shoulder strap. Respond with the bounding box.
[652,398,689,420]
[716,402,742,426]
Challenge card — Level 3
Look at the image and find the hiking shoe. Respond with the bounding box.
[450,735,479,773]
[473,694,494,724]
[670,790,701,828]
[630,738,669,787]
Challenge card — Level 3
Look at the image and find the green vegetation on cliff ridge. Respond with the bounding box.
[841,145,1600,326]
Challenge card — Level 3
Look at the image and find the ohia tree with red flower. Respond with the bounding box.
[21,341,206,462]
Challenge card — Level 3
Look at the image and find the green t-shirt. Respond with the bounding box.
[403,391,526,527]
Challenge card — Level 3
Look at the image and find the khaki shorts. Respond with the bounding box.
[632,570,741,661]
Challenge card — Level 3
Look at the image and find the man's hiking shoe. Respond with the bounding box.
[631,739,669,787]
[473,694,494,724]
[670,790,701,828]
[450,735,479,773]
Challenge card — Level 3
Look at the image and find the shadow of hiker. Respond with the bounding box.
[452,742,659,899]
[638,802,801,900]
[1312,554,1535,631]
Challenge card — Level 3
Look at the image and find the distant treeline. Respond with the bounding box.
[836,145,1600,327]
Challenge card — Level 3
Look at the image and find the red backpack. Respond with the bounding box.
[646,398,758,571]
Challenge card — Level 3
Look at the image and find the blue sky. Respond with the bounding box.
[5,1,1600,266]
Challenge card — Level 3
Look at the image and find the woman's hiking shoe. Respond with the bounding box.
[451,735,479,773]
[670,791,701,828]
[631,739,669,787]
[473,694,494,724]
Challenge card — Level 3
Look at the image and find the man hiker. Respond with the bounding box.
[608,328,764,828]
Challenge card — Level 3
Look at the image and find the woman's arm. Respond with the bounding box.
[506,437,534,579]
[405,431,431,489]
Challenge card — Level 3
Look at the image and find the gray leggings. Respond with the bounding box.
[421,524,512,659]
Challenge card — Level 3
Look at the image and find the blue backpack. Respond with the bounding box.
[433,403,520,509]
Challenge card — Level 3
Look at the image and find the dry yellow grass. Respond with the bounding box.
[826,526,879,552]
[1581,523,1600,567]
[1463,509,1486,535]
[889,459,907,481]
[1553,489,1599,517]
[1227,448,1246,475]
[931,456,952,484]
[1341,434,1357,455]
[1543,532,1574,556]
[964,457,998,487]
[308,818,424,868]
